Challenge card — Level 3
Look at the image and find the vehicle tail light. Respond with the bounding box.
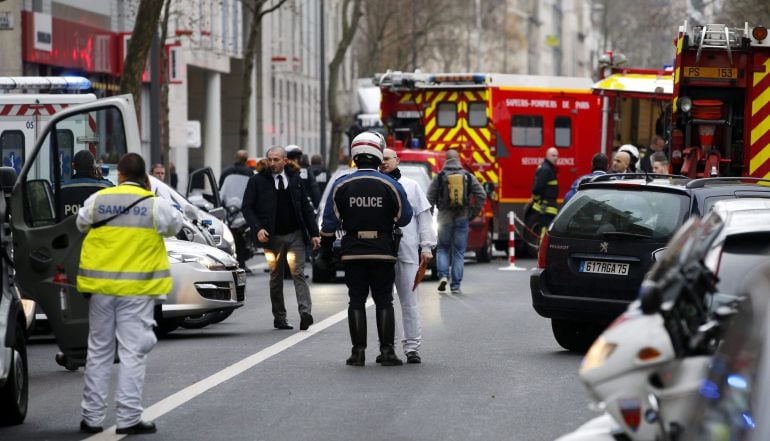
[618,399,642,432]
[537,231,550,269]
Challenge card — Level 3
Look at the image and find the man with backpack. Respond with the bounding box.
[427,149,486,295]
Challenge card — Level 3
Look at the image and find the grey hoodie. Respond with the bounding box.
[426,158,487,224]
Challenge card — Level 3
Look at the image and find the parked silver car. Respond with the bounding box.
[155,239,246,334]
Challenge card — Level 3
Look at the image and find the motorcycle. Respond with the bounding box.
[557,216,742,441]
[220,174,254,271]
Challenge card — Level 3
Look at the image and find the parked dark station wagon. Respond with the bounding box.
[530,174,770,352]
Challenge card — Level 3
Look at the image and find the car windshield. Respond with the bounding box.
[551,188,689,240]
[150,175,192,212]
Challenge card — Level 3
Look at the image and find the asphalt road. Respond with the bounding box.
[3,255,596,441]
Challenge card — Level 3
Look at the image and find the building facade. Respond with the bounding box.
[0,0,357,190]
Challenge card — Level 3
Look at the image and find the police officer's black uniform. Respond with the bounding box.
[320,134,413,366]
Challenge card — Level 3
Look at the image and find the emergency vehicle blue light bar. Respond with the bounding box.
[0,76,92,91]
[428,74,487,84]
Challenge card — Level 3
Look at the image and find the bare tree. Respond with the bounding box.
[716,1,770,26]
[159,0,172,177]
[238,0,290,152]
[120,0,166,119]
[327,0,363,172]
[356,0,517,76]
[596,0,683,69]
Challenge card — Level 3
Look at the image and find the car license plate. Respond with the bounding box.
[682,67,737,80]
[236,272,246,286]
[580,260,629,276]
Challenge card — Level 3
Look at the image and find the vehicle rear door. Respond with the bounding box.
[10,96,138,370]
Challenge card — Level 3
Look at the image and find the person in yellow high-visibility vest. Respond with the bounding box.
[531,147,560,238]
[76,153,183,436]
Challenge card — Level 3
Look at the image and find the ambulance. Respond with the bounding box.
[0,77,106,180]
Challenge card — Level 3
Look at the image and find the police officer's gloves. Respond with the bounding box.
[316,235,336,271]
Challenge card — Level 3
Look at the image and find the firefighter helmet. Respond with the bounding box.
[350,131,385,164]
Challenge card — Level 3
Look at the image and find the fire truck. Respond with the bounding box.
[670,21,770,178]
[375,71,602,255]
[592,52,673,156]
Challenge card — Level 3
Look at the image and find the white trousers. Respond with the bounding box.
[81,294,157,428]
[394,260,422,353]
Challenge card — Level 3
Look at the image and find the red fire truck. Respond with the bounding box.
[592,52,673,156]
[670,21,770,178]
[376,71,602,254]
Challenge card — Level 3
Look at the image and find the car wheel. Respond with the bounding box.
[312,262,334,283]
[0,323,28,426]
[475,229,493,263]
[154,319,180,336]
[551,319,601,353]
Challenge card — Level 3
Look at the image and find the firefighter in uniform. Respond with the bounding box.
[76,153,183,435]
[319,132,413,366]
[531,147,559,237]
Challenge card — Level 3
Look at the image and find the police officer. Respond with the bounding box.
[76,153,183,435]
[320,132,413,366]
[531,147,559,237]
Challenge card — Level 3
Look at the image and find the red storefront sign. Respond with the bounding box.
[21,11,118,76]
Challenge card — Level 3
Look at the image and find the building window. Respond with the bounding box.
[554,116,572,147]
[468,102,487,127]
[437,102,457,128]
[511,115,543,147]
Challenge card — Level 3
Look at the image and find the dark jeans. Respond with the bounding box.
[436,218,469,291]
[344,261,396,310]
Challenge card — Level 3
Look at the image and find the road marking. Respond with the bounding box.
[83,300,370,440]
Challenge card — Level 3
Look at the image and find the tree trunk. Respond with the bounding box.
[119,0,165,121]
[159,0,171,178]
[238,0,289,153]
[327,0,363,173]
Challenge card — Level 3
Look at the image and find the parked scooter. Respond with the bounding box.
[558,217,742,441]
[220,174,254,271]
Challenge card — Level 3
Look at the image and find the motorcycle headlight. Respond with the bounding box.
[168,252,226,270]
[580,337,617,374]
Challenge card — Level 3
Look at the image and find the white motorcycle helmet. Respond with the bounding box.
[350,131,385,164]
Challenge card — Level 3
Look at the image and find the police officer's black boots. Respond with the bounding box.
[376,306,403,366]
[346,307,366,366]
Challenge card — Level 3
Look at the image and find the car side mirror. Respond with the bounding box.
[0,166,17,193]
[207,206,226,221]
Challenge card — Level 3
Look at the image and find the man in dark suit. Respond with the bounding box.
[243,146,321,331]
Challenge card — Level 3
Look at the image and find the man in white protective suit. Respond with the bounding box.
[379,148,437,363]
